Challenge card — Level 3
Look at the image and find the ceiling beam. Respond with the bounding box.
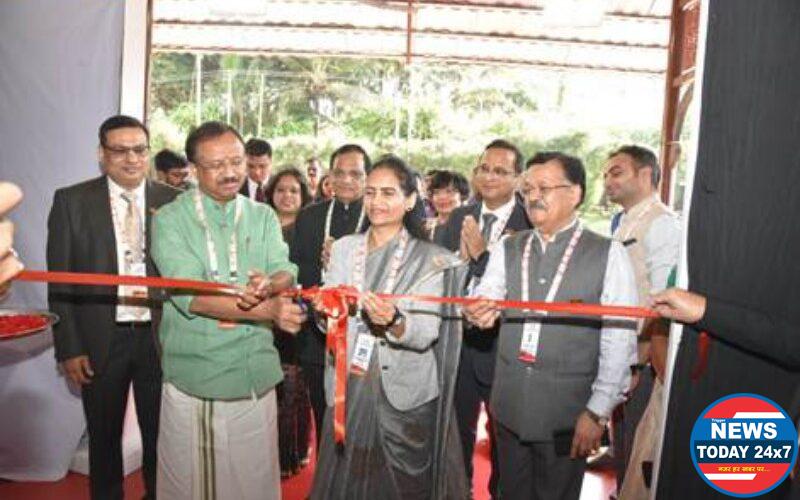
[383,0,670,21]
[151,45,666,75]
[153,19,669,50]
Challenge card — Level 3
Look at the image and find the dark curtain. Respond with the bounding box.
[656,1,800,498]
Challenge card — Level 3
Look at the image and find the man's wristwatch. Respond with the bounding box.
[585,408,609,427]
[387,308,405,328]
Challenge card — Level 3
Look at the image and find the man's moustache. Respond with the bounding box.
[528,200,547,210]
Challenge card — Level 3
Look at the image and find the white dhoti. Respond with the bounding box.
[157,383,281,500]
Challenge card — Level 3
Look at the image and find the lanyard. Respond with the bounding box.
[352,228,409,297]
[193,190,243,284]
[519,222,584,362]
[346,229,407,380]
[325,199,366,240]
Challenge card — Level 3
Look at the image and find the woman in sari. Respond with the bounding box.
[310,155,468,499]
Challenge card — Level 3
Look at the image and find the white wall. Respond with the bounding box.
[0,0,125,481]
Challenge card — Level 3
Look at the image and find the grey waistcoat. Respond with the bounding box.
[490,225,611,442]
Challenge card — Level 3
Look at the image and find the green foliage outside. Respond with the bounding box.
[148,53,663,232]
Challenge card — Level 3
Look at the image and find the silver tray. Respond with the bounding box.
[0,309,59,341]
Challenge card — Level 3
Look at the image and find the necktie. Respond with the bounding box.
[610,211,623,235]
[481,213,498,243]
[255,183,265,203]
[120,190,143,264]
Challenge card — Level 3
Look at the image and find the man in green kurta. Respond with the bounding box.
[151,121,305,500]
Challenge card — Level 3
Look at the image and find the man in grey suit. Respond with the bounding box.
[48,115,180,499]
[465,152,638,500]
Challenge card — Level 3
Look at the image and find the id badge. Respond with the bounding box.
[518,325,539,364]
[350,333,375,376]
[121,262,148,301]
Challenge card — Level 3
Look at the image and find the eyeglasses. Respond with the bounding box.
[104,144,149,159]
[476,165,515,179]
[331,168,365,181]
[195,157,245,172]
[521,184,573,198]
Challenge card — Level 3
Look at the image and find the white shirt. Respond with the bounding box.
[479,197,516,248]
[246,176,265,201]
[465,197,518,293]
[474,222,639,418]
[108,178,150,322]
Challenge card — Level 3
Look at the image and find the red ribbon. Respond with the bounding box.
[16,270,237,294]
[14,270,658,445]
[289,285,657,445]
[16,270,658,319]
[314,288,354,444]
[291,285,659,319]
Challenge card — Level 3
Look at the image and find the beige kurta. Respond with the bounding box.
[615,196,680,499]
[619,380,664,499]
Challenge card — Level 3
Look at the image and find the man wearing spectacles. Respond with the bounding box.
[289,143,372,456]
[154,148,193,190]
[464,151,639,500]
[439,139,532,499]
[239,138,272,203]
[152,121,302,499]
[47,115,180,499]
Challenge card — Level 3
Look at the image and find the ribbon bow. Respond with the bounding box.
[295,285,358,444]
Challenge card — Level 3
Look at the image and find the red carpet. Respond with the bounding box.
[0,445,613,500]
[0,408,615,499]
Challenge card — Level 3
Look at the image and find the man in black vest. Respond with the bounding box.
[290,144,371,452]
[438,139,531,498]
[465,152,638,500]
[47,115,180,499]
